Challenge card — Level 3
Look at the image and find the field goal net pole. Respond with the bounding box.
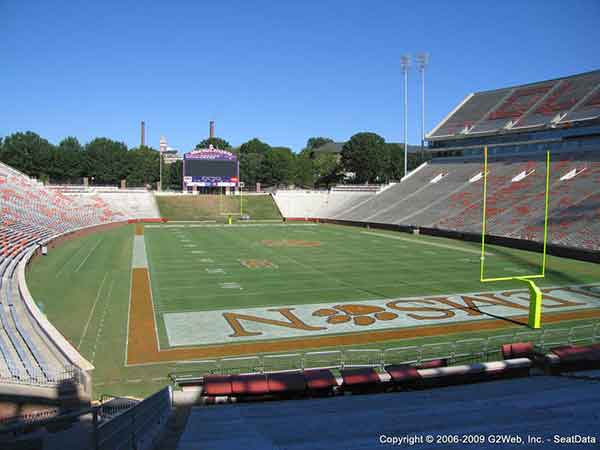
[219,185,244,223]
[479,146,551,329]
[240,182,243,216]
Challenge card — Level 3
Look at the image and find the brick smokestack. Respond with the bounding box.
[209,120,215,138]
[141,121,146,146]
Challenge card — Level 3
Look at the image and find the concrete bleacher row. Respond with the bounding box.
[273,150,600,251]
[273,190,377,220]
[65,191,160,220]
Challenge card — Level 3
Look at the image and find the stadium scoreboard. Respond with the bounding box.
[183,146,239,188]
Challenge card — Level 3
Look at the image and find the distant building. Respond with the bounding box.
[312,142,345,156]
[162,149,182,164]
[159,136,182,164]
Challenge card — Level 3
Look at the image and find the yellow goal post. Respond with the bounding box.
[479,146,551,329]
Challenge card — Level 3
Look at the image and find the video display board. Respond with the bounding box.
[182,147,239,187]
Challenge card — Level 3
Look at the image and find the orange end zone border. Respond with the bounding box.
[125,265,600,366]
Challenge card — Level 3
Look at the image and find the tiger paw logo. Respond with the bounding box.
[312,304,398,326]
[240,259,278,269]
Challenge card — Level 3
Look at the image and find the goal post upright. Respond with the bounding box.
[541,149,551,277]
[480,146,489,283]
[479,146,551,329]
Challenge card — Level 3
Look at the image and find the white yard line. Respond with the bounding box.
[74,237,104,272]
[361,231,487,256]
[90,279,115,364]
[78,272,109,348]
[155,281,451,304]
[157,282,600,315]
[55,243,88,278]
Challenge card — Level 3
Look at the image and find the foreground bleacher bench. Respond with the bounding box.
[340,367,382,394]
[266,371,306,396]
[416,358,532,388]
[303,369,338,395]
[501,341,536,360]
[544,343,600,374]
[202,369,338,401]
[197,357,533,404]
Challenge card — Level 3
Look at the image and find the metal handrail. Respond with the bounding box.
[168,322,600,383]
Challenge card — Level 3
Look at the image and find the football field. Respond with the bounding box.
[139,223,600,354]
[26,223,600,397]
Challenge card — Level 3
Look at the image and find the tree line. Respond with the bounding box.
[0,131,429,189]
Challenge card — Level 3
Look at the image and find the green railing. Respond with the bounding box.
[170,322,600,382]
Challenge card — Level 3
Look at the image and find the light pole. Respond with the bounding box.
[159,136,167,191]
[417,52,430,157]
[401,54,411,178]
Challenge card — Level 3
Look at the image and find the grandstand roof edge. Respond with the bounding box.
[465,69,600,97]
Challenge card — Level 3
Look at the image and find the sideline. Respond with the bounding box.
[362,231,487,256]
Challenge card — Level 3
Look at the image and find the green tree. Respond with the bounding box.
[84,138,129,184]
[384,143,405,181]
[239,138,270,155]
[314,153,342,187]
[167,160,183,190]
[127,146,159,186]
[195,137,232,150]
[239,152,264,186]
[0,131,54,179]
[261,147,295,186]
[293,152,315,187]
[52,137,84,182]
[239,138,271,187]
[301,137,335,159]
[341,132,387,183]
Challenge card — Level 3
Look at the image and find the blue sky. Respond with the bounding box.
[1,1,599,152]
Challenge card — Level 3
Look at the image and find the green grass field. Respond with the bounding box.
[155,194,282,221]
[26,223,600,398]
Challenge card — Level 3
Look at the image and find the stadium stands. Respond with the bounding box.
[273,149,600,251]
[0,161,128,390]
[471,82,555,134]
[273,189,377,220]
[68,190,160,220]
[429,70,600,138]
[428,91,507,138]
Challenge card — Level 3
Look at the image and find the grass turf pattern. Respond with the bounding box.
[155,194,282,221]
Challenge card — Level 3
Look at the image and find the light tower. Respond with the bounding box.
[400,54,411,177]
[159,136,167,191]
[416,52,430,155]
